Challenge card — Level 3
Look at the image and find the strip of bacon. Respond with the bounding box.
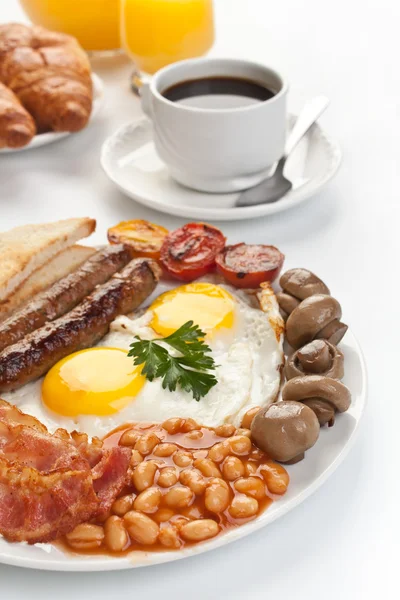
[55,429,105,468]
[0,398,47,432]
[0,399,132,544]
[92,446,131,515]
[0,456,99,543]
[0,420,88,472]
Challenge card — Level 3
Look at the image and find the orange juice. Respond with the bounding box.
[19,0,120,51]
[121,0,214,74]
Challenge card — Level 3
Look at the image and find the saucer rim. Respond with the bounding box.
[100,114,342,222]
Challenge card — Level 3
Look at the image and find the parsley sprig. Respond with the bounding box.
[127,321,218,401]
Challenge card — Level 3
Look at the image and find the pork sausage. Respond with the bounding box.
[0,258,160,392]
[0,245,133,353]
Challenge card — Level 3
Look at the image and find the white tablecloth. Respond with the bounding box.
[0,1,398,598]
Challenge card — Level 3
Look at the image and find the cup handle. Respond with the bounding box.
[141,83,153,119]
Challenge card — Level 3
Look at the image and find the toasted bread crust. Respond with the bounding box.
[0,245,95,322]
[0,217,96,302]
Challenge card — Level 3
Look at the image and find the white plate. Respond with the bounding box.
[0,74,104,154]
[101,116,342,221]
[0,325,366,571]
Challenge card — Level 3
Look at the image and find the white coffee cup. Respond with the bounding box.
[141,57,288,193]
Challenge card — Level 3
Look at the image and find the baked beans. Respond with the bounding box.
[130,449,143,468]
[240,406,261,430]
[135,432,160,456]
[181,418,201,432]
[62,417,288,556]
[173,450,193,467]
[154,508,175,523]
[65,524,104,551]
[162,418,184,434]
[159,525,181,549]
[133,487,162,513]
[229,435,252,456]
[164,486,194,509]
[222,456,245,481]
[180,519,220,542]
[234,477,266,500]
[235,428,252,438]
[104,516,129,552]
[124,511,159,545]
[260,461,290,495]
[179,468,206,495]
[194,458,221,478]
[214,423,236,438]
[111,494,134,517]
[131,460,158,491]
[229,496,259,519]
[208,441,230,463]
[120,429,141,447]
[154,442,178,457]
[158,466,179,488]
[205,478,230,513]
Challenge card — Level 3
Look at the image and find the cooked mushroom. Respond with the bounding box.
[282,375,351,427]
[285,340,344,380]
[251,401,320,464]
[277,269,330,318]
[276,292,300,319]
[285,294,348,349]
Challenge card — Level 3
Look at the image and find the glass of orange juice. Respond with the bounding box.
[120,0,214,92]
[19,0,121,53]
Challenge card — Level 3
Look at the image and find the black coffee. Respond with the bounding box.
[162,76,276,109]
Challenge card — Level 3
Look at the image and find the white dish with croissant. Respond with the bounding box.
[0,23,102,152]
[0,73,103,153]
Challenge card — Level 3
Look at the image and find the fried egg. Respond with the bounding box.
[3,277,284,437]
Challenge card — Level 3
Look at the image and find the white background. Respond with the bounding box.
[0,0,399,598]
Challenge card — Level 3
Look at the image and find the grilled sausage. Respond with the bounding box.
[0,258,160,392]
[0,245,134,354]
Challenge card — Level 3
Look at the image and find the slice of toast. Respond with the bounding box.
[0,244,96,322]
[0,217,96,302]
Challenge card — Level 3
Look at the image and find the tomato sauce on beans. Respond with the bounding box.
[60,410,289,556]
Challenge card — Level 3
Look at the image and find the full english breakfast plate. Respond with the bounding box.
[0,218,366,571]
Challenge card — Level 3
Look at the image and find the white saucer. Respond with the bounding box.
[101,115,342,221]
[0,74,104,154]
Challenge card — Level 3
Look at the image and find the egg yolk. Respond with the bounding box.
[150,282,235,337]
[42,348,145,417]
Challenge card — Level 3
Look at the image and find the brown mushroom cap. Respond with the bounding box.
[280,269,330,301]
[298,340,331,372]
[285,340,344,380]
[282,375,351,413]
[276,292,300,320]
[316,319,348,346]
[251,401,320,463]
[285,294,343,349]
[301,399,336,427]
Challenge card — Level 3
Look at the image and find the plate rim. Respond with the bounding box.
[0,328,367,572]
[0,73,104,155]
[100,115,342,221]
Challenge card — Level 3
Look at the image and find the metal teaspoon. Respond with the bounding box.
[235,96,330,207]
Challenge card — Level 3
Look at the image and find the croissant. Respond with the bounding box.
[0,23,93,134]
[0,81,36,148]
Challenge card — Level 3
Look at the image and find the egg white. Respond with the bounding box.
[2,277,284,437]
